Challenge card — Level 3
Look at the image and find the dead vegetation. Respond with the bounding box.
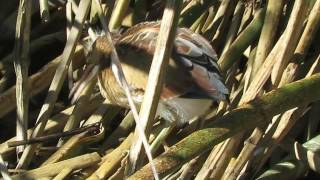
[0,0,320,179]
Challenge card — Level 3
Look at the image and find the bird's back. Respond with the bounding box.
[97,21,229,123]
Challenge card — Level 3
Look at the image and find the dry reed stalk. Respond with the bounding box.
[211,0,237,51]
[201,5,218,32]
[11,152,101,180]
[241,0,308,104]
[189,11,208,32]
[222,1,309,178]
[41,132,88,166]
[196,134,243,180]
[0,46,85,119]
[108,0,130,31]
[203,0,232,39]
[66,0,74,90]
[58,79,97,146]
[218,8,265,72]
[250,0,284,81]
[87,134,133,180]
[129,73,320,179]
[100,111,135,151]
[52,168,72,180]
[126,0,182,177]
[179,0,218,28]
[0,97,102,160]
[241,2,320,175]
[252,54,320,176]
[221,0,245,54]
[13,0,33,155]
[270,0,310,86]
[16,0,92,169]
[209,47,256,180]
[39,0,49,22]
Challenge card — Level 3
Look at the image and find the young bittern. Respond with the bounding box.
[89,22,229,125]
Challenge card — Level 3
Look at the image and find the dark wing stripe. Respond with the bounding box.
[173,27,229,100]
[177,53,221,76]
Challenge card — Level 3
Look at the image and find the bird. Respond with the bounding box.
[84,21,229,125]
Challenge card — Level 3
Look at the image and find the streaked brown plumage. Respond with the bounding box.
[94,22,229,125]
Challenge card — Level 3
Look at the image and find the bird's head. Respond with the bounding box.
[95,36,112,57]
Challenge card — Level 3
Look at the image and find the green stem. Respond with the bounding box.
[129,73,320,179]
[179,0,218,27]
[218,8,265,73]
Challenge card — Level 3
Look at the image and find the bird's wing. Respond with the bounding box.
[118,22,229,101]
[174,28,229,101]
[117,22,160,55]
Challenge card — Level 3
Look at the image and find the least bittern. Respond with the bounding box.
[80,22,229,125]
